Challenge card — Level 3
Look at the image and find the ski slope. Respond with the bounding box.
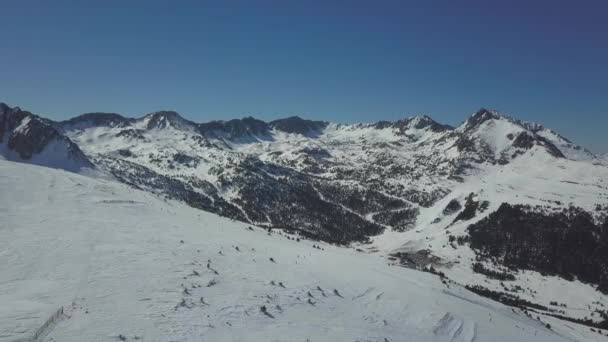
[0,160,602,342]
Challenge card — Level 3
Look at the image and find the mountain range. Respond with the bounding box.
[2,101,608,333]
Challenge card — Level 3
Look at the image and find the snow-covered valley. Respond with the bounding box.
[1,160,603,342]
[2,102,608,341]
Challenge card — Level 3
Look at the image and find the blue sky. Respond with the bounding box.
[1,0,607,151]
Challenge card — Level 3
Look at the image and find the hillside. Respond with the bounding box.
[1,160,602,342]
[2,101,608,335]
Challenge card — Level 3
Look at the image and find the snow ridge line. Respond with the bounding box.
[12,306,64,342]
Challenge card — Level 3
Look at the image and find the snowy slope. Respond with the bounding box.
[370,150,608,321]
[51,106,608,312]
[1,160,602,342]
[0,103,93,172]
[4,101,608,335]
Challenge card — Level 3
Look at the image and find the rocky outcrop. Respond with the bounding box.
[0,103,93,171]
[199,117,271,140]
[269,116,328,136]
[59,112,134,129]
[144,111,196,131]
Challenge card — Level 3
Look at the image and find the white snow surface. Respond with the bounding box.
[55,110,608,325]
[0,138,91,173]
[1,160,603,342]
[369,151,608,323]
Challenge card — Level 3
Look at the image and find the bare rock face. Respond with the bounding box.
[0,103,93,171]
[59,112,134,130]
[144,111,196,131]
[269,116,328,136]
[198,116,271,140]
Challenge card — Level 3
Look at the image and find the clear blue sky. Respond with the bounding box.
[1,0,607,152]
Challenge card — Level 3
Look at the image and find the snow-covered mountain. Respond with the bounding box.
[0,103,93,172]
[3,101,608,338]
[1,159,601,342]
[52,106,604,239]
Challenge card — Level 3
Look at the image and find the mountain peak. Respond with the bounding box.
[270,116,328,135]
[464,108,502,128]
[0,104,93,171]
[389,115,452,135]
[0,102,21,115]
[240,116,267,125]
[60,112,133,129]
[464,108,546,132]
[0,102,10,113]
[408,115,452,131]
[450,108,575,162]
[144,110,184,123]
[198,116,270,139]
[145,110,181,118]
[143,111,194,130]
